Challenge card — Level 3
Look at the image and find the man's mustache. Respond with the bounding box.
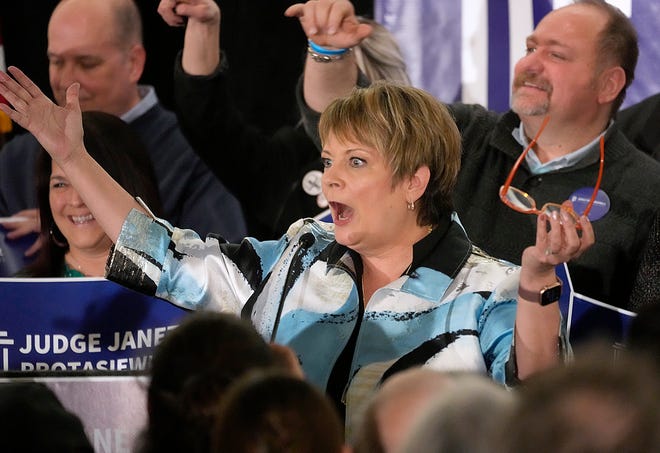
[513,74,552,94]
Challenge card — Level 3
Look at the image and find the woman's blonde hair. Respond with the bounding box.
[355,17,411,85]
[319,81,461,226]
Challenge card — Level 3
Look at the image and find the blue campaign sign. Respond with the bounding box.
[556,263,636,348]
[0,278,191,372]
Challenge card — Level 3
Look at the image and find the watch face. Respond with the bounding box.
[540,283,562,306]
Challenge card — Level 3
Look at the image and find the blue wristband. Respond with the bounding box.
[308,39,349,56]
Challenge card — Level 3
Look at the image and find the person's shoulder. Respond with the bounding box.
[0,132,41,159]
[454,217,518,279]
[603,133,660,210]
[447,102,512,135]
[281,219,337,254]
[611,129,660,171]
[445,244,519,302]
[285,218,335,241]
[131,101,177,130]
[469,245,518,272]
[447,102,487,122]
[617,95,660,158]
[128,102,195,157]
[625,153,660,195]
[0,133,40,182]
[619,93,660,120]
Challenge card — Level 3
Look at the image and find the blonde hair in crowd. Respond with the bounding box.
[355,17,411,86]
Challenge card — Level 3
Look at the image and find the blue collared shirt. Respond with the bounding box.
[120,85,158,124]
[512,121,610,174]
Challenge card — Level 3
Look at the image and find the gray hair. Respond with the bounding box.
[355,17,411,85]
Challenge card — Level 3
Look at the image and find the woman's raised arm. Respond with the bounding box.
[514,206,595,379]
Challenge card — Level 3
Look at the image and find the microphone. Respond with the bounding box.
[270,232,316,342]
[297,232,315,249]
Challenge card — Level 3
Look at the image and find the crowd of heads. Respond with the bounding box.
[135,311,345,453]
[137,312,281,453]
[497,344,660,453]
[2,309,659,453]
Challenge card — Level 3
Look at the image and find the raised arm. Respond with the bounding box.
[158,0,221,76]
[0,67,140,242]
[285,0,371,113]
[514,206,595,379]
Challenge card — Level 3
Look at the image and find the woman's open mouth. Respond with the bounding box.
[329,201,354,225]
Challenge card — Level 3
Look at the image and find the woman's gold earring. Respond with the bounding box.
[407,201,415,211]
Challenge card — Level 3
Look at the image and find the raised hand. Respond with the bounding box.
[161,0,222,76]
[285,0,372,49]
[0,67,84,167]
[1,67,140,245]
[157,0,220,27]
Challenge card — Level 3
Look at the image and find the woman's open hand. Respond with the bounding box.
[0,66,84,167]
[285,0,372,49]
[523,201,595,278]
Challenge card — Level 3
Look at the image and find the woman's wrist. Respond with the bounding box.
[307,39,352,63]
[518,257,559,303]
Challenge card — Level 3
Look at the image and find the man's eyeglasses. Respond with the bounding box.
[499,116,605,224]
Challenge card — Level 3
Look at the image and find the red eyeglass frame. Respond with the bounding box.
[499,116,605,222]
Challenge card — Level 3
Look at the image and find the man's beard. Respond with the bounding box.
[510,74,551,116]
[511,94,549,116]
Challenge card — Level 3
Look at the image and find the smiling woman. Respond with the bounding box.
[16,110,162,277]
